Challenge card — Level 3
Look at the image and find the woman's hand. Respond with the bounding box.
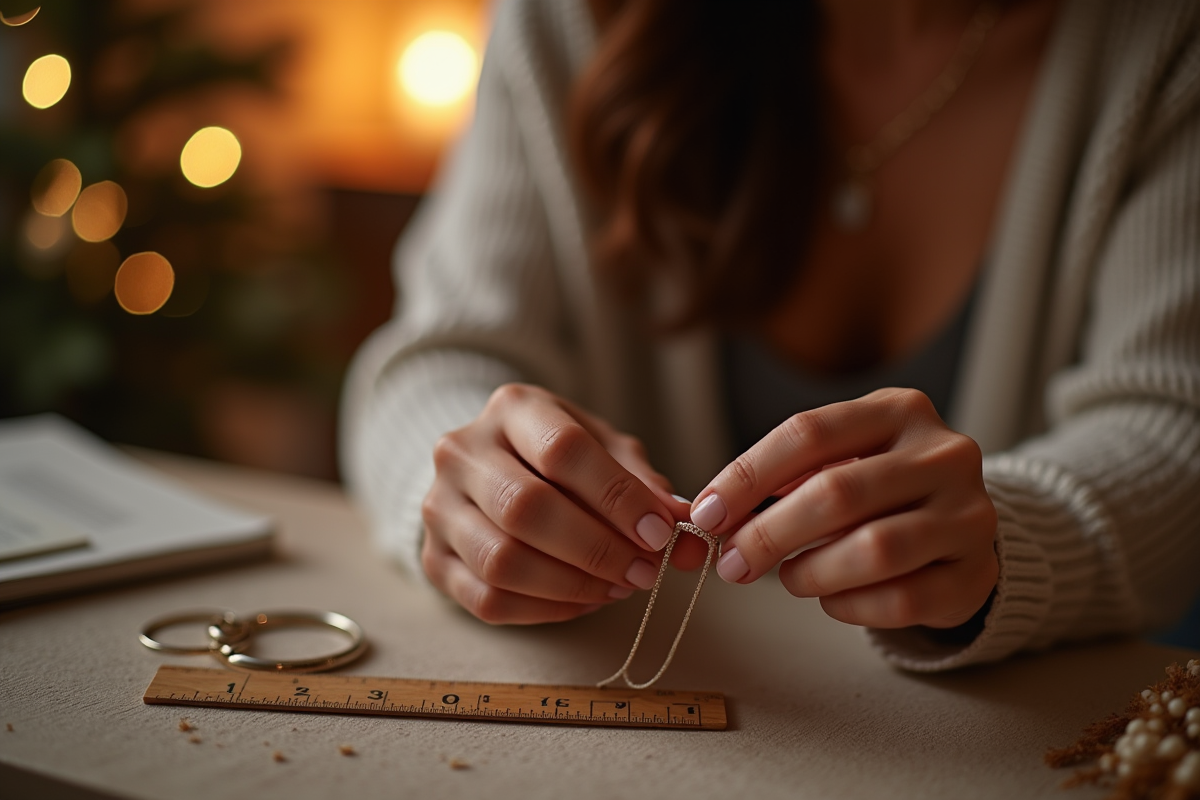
[690,388,998,630]
[421,383,693,624]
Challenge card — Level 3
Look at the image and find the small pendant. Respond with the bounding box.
[831,179,871,231]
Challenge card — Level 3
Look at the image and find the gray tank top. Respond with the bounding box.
[722,288,976,455]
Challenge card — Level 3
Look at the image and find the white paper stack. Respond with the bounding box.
[0,414,273,607]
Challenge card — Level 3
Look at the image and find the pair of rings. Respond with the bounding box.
[139,609,367,673]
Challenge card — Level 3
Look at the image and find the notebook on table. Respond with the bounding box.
[0,414,273,607]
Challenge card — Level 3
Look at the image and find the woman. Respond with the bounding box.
[342,0,1200,671]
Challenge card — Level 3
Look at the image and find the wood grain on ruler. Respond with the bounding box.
[143,665,727,730]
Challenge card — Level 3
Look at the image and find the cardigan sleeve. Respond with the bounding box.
[338,4,580,578]
[869,24,1200,670]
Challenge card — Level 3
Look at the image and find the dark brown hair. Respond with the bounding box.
[569,0,825,329]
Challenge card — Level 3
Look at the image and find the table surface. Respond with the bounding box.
[0,452,1192,800]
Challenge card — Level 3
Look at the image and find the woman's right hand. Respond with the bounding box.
[421,383,688,624]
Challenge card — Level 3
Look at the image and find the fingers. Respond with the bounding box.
[491,386,676,551]
[436,440,659,589]
[423,482,634,604]
[425,383,686,625]
[815,553,999,629]
[714,451,943,583]
[421,536,602,625]
[560,398,677,494]
[689,387,998,635]
[776,507,980,598]
[690,391,911,536]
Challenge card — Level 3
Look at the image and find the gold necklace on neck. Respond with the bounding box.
[829,2,1001,232]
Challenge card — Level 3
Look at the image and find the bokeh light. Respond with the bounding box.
[1,7,40,26]
[114,252,175,315]
[180,126,242,188]
[23,54,71,109]
[22,211,68,252]
[72,181,128,242]
[19,211,69,278]
[31,159,83,217]
[398,31,478,107]
[65,241,121,306]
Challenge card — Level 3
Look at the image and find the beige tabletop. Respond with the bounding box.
[0,452,1192,800]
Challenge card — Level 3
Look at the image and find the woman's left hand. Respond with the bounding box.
[689,388,998,629]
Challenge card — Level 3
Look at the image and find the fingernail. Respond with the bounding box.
[636,514,673,550]
[608,584,635,600]
[625,559,658,590]
[581,603,604,614]
[691,494,727,531]
[716,547,749,583]
[671,494,691,504]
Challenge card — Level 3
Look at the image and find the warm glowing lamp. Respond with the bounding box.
[180,126,242,188]
[114,252,175,315]
[398,31,478,107]
[22,54,71,109]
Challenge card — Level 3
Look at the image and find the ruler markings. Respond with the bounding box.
[143,665,725,730]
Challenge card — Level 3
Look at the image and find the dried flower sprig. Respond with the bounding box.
[1047,660,1200,800]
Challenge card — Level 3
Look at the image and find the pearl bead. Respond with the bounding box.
[1175,753,1200,788]
[1152,703,1165,715]
[1158,734,1188,760]
[1131,732,1161,761]
[1148,718,1166,733]
[1143,689,1157,701]
[1189,723,1200,739]
[1116,738,1135,761]
[1118,761,1133,778]
[1127,719,1147,734]
[1170,698,1187,717]
[1189,708,1200,724]
[1099,753,1116,772]
[1163,691,1176,703]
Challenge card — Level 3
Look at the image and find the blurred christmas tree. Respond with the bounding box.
[0,2,347,476]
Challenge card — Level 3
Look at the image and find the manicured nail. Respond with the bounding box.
[581,603,604,614]
[691,494,727,531]
[625,559,658,590]
[716,547,749,583]
[671,494,691,504]
[608,584,634,600]
[636,513,673,550]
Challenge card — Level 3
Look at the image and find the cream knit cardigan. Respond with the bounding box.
[342,0,1200,671]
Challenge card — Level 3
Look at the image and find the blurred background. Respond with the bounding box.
[0,0,490,480]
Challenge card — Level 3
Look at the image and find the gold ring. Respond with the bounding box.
[138,609,250,655]
[209,610,368,673]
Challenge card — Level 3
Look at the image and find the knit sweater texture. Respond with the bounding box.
[341,0,1200,671]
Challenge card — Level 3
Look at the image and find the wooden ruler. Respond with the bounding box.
[143,665,726,731]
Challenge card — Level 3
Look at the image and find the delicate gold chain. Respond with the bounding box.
[597,522,720,690]
[844,2,1000,179]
